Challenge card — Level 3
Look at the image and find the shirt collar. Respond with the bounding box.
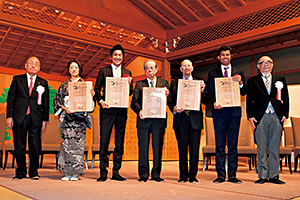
[182,75,193,80]
[26,73,37,80]
[111,63,122,70]
[147,76,157,87]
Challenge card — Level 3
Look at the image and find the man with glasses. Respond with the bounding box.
[247,55,289,184]
[6,56,49,180]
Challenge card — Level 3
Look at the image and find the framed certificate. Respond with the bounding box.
[69,81,93,112]
[142,87,166,118]
[176,79,201,110]
[215,77,241,107]
[105,77,129,108]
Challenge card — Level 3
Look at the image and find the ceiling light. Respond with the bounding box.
[8,6,13,9]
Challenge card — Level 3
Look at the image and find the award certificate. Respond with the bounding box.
[69,81,93,111]
[176,79,201,110]
[142,87,166,118]
[215,77,241,107]
[105,77,129,108]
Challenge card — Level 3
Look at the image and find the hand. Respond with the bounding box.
[281,116,287,126]
[90,89,95,96]
[164,87,169,96]
[232,74,243,85]
[173,106,184,113]
[200,80,205,92]
[127,77,132,84]
[139,110,145,120]
[6,117,13,129]
[42,121,47,132]
[65,108,75,114]
[249,117,257,130]
[100,100,110,109]
[214,102,223,109]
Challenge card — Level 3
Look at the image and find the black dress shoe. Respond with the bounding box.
[12,174,26,180]
[228,178,242,184]
[189,177,198,183]
[178,177,188,183]
[111,174,126,181]
[269,178,285,184]
[30,175,40,180]
[254,178,268,184]
[151,177,164,182]
[213,177,225,183]
[96,175,107,182]
[138,177,148,182]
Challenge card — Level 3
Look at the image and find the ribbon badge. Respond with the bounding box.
[36,85,45,105]
[275,81,283,101]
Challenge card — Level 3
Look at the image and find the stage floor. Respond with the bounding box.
[0,155,299,200]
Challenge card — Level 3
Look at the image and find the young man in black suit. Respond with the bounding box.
[206,46,247,184]
[247,55,289,184]
[94,44,133,182]
[169,59,207,183]
[131,59,172,182]
[6,56,49,180]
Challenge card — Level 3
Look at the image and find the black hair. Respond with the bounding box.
[110,44,125,58]
[218,45,233,56]
[67,59,83,76]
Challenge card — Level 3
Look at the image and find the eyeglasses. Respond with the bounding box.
[27,62,40,67]
[258,61,273,65]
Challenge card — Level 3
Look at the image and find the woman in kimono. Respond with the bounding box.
[53,59,94,181]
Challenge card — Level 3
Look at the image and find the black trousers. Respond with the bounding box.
[175,114,201,179]
[137,125,165,179]
[12,115,41,177]
[99,110,127,176]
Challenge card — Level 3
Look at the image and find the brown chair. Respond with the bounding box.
[202,117,219,172]
[39,115,61,168]
[237,118,257,172]
[279,126,293,174]
[291,117,300,172]
[91,116,114,170]
[0,113,6,168]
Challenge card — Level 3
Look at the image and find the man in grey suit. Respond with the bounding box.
[131,60,172,182]
[247,55,289,184]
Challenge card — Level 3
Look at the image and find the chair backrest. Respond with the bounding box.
[0,113,5,146]
[205,117,215,146]
[283,126,294,148]
[92,116,100,145]
[41,115,60,144]
[238,118,254,146]
[291,117,300,147]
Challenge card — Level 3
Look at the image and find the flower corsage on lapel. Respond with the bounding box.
[36,85,45,105]
[275,81,283,101]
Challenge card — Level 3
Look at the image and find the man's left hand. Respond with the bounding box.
[281,116,287,126]
[127,77,132,84]
[42,121,47,132]
[232,74,243,85]
[200,80,205,92]
[164,87,169,96]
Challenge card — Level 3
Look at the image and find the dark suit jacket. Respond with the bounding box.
[206,66,247,117]
[246,73,289,127]
[94,65,133,114]
[169,78,208,130]
[131,78,172,129]
[6,74,49,127]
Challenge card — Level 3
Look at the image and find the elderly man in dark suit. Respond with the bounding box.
[247,55,289,184]
[131,59,172,182]
[207,46,247,184]
[169,59,207,183]
[6,56,49,180]
[94,44,133,182]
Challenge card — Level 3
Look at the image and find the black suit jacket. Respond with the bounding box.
[169,78,208,130]
[206,66,247,117]
[246,73,289,126]
[6,74,49,127]
[131,78,172,128]
[94,65,133,114]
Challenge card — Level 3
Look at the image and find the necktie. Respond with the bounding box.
[116,68,120,77]
[150,81,154,87]
[263,75,271,94]
[26,77,33,115]
[224,67,228,77]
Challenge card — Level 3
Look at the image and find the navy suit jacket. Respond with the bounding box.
[131,78,172,129]
[206,66,247,118]
[246,73,289,127]
[6,74,49,127]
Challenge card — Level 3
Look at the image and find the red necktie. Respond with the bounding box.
[224,67,228,77]
[26,77,33,115]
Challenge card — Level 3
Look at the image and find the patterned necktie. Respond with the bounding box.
[150,81,154,87]
[263,75,271,94]
[224,67,228,77]
[26,77,33,115]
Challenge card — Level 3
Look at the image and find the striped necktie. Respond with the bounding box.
[224,67,228,77]
[263,74,271,94]
[150,81,154,87]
